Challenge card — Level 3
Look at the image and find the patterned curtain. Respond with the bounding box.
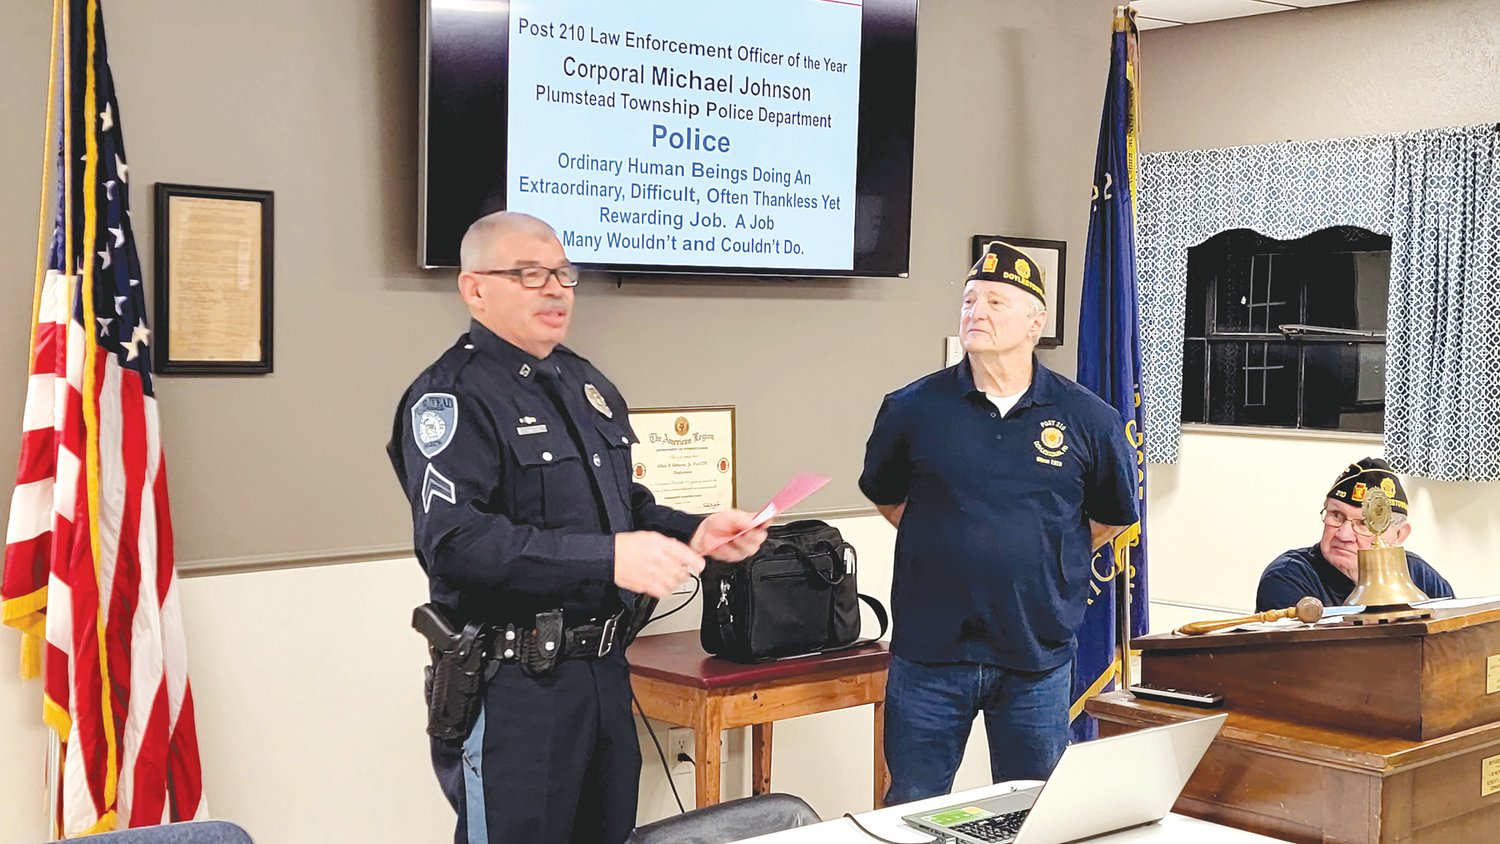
[1385,125,1500,481]
[1136,135,1395,462]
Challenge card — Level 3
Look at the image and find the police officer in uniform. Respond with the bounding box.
[388,211,767,844]
[859,240,1139,803]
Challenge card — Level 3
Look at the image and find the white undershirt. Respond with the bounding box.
[986,390,1025,418]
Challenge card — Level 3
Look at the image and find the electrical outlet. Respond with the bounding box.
[667,727,693,777]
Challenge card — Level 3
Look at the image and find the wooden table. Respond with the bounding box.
[627,630,891,808]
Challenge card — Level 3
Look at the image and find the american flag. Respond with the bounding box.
[2,0,206,834]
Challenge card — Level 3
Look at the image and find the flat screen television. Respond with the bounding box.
[420,0,919,277]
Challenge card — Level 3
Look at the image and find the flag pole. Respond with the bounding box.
[41,1,66,837]
[47,737,62,841]
[1117,540,1133,691]
[1114,1,1140,696]
[1122,3,1140,695]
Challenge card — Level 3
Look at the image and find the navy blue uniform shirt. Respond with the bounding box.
[387,321,702,624]
[1256,545,1452,612]
[860,358,1139,671]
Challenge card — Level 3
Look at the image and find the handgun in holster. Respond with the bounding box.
[412,603,496,741]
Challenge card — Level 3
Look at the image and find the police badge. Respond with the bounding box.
[412,392,458,458]
[584,383,613,418]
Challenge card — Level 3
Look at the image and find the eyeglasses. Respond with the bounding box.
[1320,508,1400,537]
[470,265,580,289]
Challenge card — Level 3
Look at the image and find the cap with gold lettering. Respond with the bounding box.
[967,240,1046,305]
[1328,457,1408,514]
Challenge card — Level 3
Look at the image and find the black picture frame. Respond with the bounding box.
[970,235,1067,349]
[154,183,274,375]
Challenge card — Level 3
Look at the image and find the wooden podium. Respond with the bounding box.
[1086,601,1500,843]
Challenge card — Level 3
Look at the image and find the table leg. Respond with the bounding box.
[873,698,889,809]
[695,705,724,807]
[752,722,773,795]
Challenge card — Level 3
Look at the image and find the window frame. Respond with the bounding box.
[1181,228,1391,434]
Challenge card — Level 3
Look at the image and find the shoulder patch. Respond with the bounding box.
[411,392,458,458]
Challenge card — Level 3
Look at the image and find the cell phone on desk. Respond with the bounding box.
[1128,682,1224,708]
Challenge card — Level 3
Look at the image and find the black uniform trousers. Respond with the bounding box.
[431,654,640,844]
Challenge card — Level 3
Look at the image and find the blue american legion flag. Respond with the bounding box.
[2,0,205,833]
[1070,7,1147,742]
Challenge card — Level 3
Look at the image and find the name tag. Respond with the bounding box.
[517,424,548,436]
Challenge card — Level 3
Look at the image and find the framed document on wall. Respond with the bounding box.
[627,406,736,515]
[154,183,274,375]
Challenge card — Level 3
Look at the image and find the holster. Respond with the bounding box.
[413,604,496,741]
[521,610,565,677]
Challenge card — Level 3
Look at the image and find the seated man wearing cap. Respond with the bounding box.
[1256,457,1453,612]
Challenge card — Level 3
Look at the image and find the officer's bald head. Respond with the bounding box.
[459,211,560,272]
[456,211,573,359]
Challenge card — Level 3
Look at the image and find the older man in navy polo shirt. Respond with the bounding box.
[860,240,1139,804]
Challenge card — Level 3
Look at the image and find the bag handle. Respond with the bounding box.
[803,593,889,658]
[792,540,855,587]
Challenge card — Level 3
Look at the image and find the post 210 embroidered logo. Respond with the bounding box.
[1033,420,1068,467]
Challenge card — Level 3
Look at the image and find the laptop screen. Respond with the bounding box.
[904,714,1227,844]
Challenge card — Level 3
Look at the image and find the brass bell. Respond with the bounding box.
[1346,545,1429,608]
[1345,487,1429,611]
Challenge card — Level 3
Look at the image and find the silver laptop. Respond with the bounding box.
[902,713,1227,844]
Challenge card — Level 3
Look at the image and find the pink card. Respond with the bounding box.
[701,473,831,555]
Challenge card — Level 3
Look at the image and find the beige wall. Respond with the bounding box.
[1139,0,1500,621]
[6,0,1499,839]
[1138,0,1500,152]
[6,488,1489,843]
[1,516,982,843]
[0,0,1116,569]
[0,0,1121,838]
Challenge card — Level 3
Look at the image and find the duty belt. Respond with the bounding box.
[491,610,624,663]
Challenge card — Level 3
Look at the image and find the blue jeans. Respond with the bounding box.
[883,654,1071,805]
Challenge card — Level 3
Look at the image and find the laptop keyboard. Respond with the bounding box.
[947,809,1030,842]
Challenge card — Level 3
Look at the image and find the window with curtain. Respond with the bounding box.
[1181,226,1391,433]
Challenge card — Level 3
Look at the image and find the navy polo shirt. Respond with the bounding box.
[1256,545,1452,612]
[860,358,1139,671]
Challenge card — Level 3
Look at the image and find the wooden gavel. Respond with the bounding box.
[1175,596,1325,636]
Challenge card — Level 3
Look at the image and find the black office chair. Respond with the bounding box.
[70,821,254,843]
[626,793,821,844]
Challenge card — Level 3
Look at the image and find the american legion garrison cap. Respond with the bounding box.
[968,240,1046,306]
[1328,457,1409,514]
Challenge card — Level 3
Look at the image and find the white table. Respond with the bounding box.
[734,782,1291,843]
